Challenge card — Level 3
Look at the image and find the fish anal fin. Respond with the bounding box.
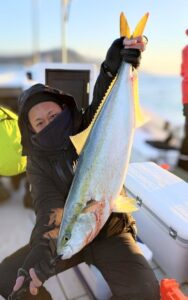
[135,109,150,128]
[112,195,138,213]
[132,71,150,128]
[70,124,92,155]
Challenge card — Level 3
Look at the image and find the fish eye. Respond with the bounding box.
[63,233,71,242]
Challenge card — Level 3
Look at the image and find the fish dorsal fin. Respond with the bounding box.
[132,71,150,127]
[70,76,117,155]
[120,12,149,38]
[112,195,138,213]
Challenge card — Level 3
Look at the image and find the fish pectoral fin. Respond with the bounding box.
[132,13,149,38]
[83,199,98,213]
[112,195,138,213]
[83,199,105,213]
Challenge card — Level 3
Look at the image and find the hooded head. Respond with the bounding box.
[18,83,79,155]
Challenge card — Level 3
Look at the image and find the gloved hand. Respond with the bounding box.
[104,37,125,76]
[121,48,141,69]
[104,36,147,76]
[21,244,56,282]
[12,244,57,297]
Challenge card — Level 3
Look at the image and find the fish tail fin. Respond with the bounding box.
[120,12,149,38]
[132,13,149,38]
[120,12,131,38]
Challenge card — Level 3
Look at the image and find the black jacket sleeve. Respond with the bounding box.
[15,156,66,282]
[26,157,64,249]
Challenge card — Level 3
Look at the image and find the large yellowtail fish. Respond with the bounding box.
[57,12,149,259]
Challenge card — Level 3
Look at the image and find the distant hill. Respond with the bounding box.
[0,48,101,67]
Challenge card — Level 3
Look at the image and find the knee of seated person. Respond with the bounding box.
[136,279,160,300]
[144,286,160,300]
[0,280,12,299]
[111,280,160,300]
[111,287,160,300]
[0,260,17,298]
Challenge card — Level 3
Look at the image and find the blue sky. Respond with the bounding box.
[1,0,188,75]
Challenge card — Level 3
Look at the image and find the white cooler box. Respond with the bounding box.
[126,162,188,283]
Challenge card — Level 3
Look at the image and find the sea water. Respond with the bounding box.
[132,73,184,165]
[139,72,183,126]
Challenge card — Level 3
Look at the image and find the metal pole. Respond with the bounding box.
[61,0,72,63]
[32,0,40,64]
[61,0,67,63]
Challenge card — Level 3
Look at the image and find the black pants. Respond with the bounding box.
[178,122,188,170]
[0,231,160,300]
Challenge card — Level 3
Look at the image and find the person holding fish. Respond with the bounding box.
[0,15,160,300]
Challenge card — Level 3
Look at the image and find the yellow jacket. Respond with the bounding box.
[0,107,26,176]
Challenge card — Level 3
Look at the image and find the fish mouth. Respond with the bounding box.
[60,244,73,260]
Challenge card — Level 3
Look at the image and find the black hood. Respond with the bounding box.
[18,83,80,156]
[18,83,78,116]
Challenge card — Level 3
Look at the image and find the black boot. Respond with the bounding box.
[0,179,10,204]
[177,124,188,171]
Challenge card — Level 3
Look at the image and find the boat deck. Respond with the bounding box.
[0,177,187,299]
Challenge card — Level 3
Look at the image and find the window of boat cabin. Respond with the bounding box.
[45,69,90,111]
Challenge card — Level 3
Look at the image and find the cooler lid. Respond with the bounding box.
[126,162,188,241]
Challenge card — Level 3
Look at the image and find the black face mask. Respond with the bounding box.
[31,107,73,151]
